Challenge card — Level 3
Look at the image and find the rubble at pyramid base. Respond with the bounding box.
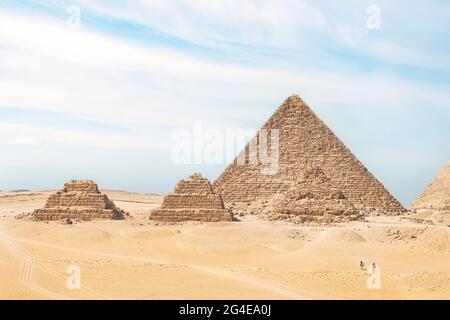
[273,197,362,223]
[410,206,450,218]
[267,213,360,224]
[227,199,362,224]
[275,201,359,218]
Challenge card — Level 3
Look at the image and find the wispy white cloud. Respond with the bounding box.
[1,9,448,126]
[0,122,166,149]
[0,3,449,203]
[53,0,450,71]
[74,0,326,47]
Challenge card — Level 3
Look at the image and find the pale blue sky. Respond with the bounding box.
[0,0,449,206]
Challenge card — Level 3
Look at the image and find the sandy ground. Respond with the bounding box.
[1,190,450,300]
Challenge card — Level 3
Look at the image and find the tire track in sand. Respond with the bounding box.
[0,231,69,300]
[9,236,308,299]
[0,223,104,300]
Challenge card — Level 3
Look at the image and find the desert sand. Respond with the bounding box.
[1,189,449,300]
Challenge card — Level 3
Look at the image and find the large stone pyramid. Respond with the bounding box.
[150,173,233,222]
[412,160,450,211]
[214,95,403,212]
[273,167,360,222]
[33,180,125,221]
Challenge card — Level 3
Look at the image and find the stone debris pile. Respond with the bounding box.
[272,167,361,223]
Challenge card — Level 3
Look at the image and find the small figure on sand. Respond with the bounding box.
[360,261,365,270]
[372,262,377,273]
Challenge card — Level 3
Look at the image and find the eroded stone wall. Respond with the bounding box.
[150,173,233,222]
[33,180,124,221]
[44,193,110,208]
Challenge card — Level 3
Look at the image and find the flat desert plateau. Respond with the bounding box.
[1,189,449,300]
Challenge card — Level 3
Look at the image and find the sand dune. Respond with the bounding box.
[323,229,367,243]
[0,190,450,299]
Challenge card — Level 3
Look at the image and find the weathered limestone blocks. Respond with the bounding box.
[44,193,110,208]
[63,180,100,193]
[272,168,361,222]
[412,160,450,211]
[33,180,125,221]
[150,173,233,222]
[33,208,116,221]
[162,194,224,209]
[214,95,404,213]
[150,209,232,223]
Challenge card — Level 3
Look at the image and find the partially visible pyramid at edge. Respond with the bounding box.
[214,95,404,212]
[412,160,450,211]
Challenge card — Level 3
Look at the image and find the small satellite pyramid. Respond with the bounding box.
[33,180,125,221]
[412,160,450,211]
[273,167,360,222]
[150,173,233,222]
[214,95,403,212]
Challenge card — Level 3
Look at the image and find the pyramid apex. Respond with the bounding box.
[282,94,309,112]
[69,179,96,184]
[285,94,304,103]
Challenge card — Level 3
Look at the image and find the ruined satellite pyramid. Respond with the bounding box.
[412,160,450,211]
[150,173,233,222]
[33,180,125,221]
[273,167,360,222]
[214,95,403,212]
